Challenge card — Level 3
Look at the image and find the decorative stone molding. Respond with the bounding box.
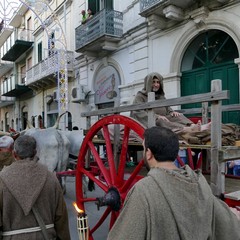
[234,58,240,68]
[147,14,167,30]
[190,6,209,29]
[163,5,184,21]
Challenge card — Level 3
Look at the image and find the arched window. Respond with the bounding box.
[94,65,121,109]
[11,119,14,130]
[38,115,44,128]
[181,30,238,71]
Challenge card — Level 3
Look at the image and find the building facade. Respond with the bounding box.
[0,0,240,132]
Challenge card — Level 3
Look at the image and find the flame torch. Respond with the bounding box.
[73,202,89,240]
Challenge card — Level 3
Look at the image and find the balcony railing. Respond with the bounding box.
[139,0,198,18]
[1,75,16,96]
[1,74,32,97]
[0,60,13,78]
[26,50,74,87]
[1,29,34,61]
[140,0,166,12]
[0,94,14,107]
[75,9,123,51]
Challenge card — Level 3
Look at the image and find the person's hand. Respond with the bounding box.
[156,115,169,122]
[170,111,181,117]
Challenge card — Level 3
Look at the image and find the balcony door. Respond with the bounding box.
[20,65,26,84]
[88,0,113,14]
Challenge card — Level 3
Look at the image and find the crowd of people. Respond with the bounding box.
[0,71,239,239]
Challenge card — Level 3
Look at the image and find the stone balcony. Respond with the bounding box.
[139,0,231,29]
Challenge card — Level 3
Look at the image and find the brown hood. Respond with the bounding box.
[143,72,165,96]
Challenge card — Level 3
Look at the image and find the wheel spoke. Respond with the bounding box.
[196,151,203,169]
[187,148,194,169]
[176,156,185,167]
[79,197,97,203]
[90,207,112,234]
[102,125,117,185]
[81,166,109,192]
[117,126,130,182]
[88,141,112,187]
[109,211,119,229]
[120,159,144,193]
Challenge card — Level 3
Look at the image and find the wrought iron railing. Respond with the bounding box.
[1,75,16,97]
[26,50,74,85]
[140,0,166,12]
[0,29,33,57]
[75,9,123,50]
[18,29,34,42]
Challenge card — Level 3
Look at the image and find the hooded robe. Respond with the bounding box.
[0,158,70,240]
[107,165,240,240]
[130,72,193,132]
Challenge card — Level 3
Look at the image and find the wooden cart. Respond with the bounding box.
[74,80,240,239]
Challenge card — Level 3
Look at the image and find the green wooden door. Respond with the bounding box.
[181,30,239,124]
[210,63,239,124]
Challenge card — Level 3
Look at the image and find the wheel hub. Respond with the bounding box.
[96,187,121,211]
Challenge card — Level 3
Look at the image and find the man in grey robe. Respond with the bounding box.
[107,126,240,240]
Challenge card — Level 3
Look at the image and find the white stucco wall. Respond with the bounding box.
[2,0,240,130]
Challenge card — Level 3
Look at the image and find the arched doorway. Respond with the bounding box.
[68,112,72,131]
[5,112,9,131]
[22,106,28,130]
[47,99,58,127]
[181,30,239,124]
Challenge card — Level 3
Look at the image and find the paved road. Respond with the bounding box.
[64,176,109,240]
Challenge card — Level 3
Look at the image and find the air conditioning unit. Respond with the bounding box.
[71,86,86,103]
[53,90,59,102]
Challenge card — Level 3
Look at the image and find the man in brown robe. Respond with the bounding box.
[130,72,204,132]
[107,126,240,240]
[0,135,71,239]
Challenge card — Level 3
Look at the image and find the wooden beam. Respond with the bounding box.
[210,80,224,196]
[81,90,229,117]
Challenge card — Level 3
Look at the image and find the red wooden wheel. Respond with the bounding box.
[76,115,145,239]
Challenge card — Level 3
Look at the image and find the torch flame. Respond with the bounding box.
[73,202,84,214]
